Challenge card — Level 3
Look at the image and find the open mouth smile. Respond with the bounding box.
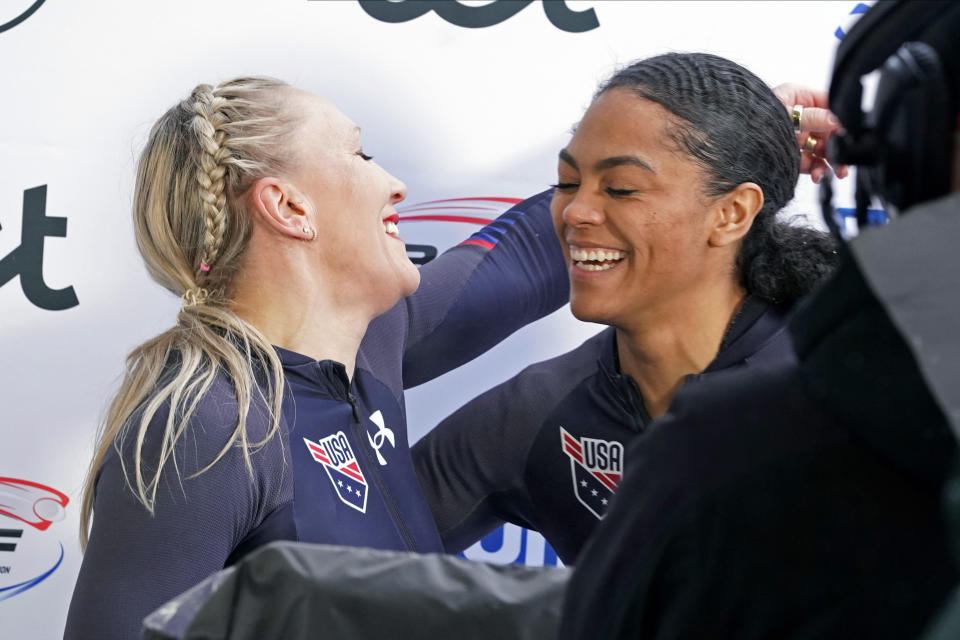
[383,214,401,239]
[569,245,626,272]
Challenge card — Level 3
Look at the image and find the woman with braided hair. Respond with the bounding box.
[64,78,567,638]
[413,53,842,564]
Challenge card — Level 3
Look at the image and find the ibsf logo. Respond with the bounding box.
[398,196,524,265]
[0,477,69,601]
[560,427,623,519]
[0,0,47,35]
[352,0,599,33]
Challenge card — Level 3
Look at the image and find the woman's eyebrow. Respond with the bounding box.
[558,149,656,174]
[595,155,656,173]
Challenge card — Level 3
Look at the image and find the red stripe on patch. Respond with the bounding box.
[563,443,584,464]
[341,463,366,484]
[459,238,496,250]
[594,472,619,492]
[306,442,330,463]
[562,433,583,455]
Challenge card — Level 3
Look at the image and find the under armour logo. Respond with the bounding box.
[367,410,396,466]
[354,0,599,33]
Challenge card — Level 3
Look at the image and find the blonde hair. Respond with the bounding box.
[80,77,301,549]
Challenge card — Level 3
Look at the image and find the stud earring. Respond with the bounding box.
[303,226,316,242]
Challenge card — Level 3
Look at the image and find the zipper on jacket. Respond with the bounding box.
[346,391,361,423]
[347,391,419,552]
[621,377,650,432]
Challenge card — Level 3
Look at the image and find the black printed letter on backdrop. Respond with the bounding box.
[405,244,438,266]
[354,0,599,33]
[0,1,47,35]
[0,185,79,310]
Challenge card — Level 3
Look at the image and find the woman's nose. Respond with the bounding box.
[386,170,407,205]
[562,192,604,227]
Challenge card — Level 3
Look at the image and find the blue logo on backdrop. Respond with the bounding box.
[353,0,599,33]
[834,2,871,40]
[462,524,562,567]
[0,185,78,311]
[0,477,70,602]
[0,0,46,35]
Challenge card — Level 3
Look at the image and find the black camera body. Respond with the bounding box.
[829,1,960,219]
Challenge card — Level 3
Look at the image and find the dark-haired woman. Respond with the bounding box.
[413,53,840,563]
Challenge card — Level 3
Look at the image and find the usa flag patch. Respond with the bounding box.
[560,426,623,519]
[303,432,368,513]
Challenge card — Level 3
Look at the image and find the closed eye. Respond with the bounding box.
[550,182,579,191]
[606,188,637,198]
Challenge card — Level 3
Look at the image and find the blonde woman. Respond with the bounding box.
[64,78,566,639]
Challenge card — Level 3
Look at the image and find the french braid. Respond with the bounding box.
[80,77,297,547]
[191,87,231,275]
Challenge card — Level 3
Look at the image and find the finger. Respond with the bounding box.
[796,134,828,164]
[815,152,850,179]
[799,154,831,182]
[803,88,830,110]
[800,107,841,133]
[798,145,850,180]
[808,135,828,157]
[773,83,830,110]
[810,164,826,184]
[799,153,815,175]
[772,83,796,106]
[812,159,849,183]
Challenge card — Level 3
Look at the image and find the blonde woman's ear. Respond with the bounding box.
[249,177,310,239]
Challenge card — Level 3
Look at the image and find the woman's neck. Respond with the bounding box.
[229,250,376,380]
[615,285,747,419]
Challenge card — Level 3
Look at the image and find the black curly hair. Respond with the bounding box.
[598,52,838,308]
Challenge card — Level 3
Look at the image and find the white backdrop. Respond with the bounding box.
[0,1,865,637]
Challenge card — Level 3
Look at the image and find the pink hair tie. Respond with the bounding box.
[199,261,211,272]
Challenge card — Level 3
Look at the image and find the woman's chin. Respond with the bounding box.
[569,299,614,326]
[400,267,421,298]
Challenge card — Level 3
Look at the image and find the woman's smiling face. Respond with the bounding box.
[290,92,420,314]
[550,88,723,328]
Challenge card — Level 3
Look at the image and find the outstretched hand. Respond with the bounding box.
[773,83,850,183]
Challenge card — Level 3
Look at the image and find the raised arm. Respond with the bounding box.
[400,189,569,387]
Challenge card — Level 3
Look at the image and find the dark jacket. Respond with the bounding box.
[561,198,960,639]
[414,296,794,563]
[65,189,568,640]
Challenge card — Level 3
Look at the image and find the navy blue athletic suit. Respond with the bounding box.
[65,190,567,640]
[413,295,793,563]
